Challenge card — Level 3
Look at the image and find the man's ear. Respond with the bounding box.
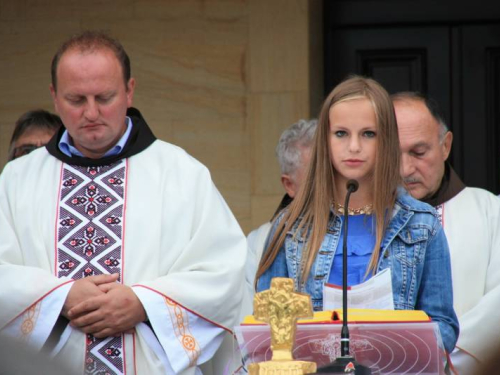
[441,131,453,161]
[126,78,135,107]
[281,175,296,198]
[49,84,58,113]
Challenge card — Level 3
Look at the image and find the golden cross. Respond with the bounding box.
[253,277,313,361]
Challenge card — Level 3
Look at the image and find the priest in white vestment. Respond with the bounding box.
[394,93,500,374]
[0,31,247,375]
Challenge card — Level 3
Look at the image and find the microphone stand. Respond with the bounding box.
[315,180,371,374]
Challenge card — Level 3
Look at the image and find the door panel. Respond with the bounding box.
[325,21,500,193]
[459,24,500,192]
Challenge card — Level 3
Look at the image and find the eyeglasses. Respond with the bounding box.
[9,143,46,161]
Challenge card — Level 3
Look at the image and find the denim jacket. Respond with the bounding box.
[257,188,459,353]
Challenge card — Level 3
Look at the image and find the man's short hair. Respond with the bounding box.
[391,91,449,140]
[276,119,317,176]
[51,30,131,91]
[8,109,62,161]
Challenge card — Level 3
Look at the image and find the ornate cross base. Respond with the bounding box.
[248,360,317,375]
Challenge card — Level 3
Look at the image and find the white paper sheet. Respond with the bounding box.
[323,268,394,310]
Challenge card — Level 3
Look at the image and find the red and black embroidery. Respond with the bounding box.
[56,161,126,375]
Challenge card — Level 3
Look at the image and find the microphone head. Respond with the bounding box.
[346,179,359,192]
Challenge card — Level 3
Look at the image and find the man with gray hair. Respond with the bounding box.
[275,118,317,203]
[393,92,500,373]
[247,119,317,275]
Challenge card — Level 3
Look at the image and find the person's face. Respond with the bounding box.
[50,48,135,159]
[394,100,452,200]
[11,128,55,160]
[329,98,377,187]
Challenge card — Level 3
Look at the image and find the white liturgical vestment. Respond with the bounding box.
[0,109,247,374]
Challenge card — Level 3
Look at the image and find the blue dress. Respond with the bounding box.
[328,214,375,287]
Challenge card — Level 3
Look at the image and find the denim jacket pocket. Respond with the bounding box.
[392,227,429,266]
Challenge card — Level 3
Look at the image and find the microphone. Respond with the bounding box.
[340,179,357,358]
[346,179,359,193]
[316,178,371,374]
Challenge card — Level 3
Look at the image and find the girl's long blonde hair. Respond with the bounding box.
[256,76,401,291]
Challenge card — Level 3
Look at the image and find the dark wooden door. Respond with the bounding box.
[457,24,500,192]
[325,1,500,194]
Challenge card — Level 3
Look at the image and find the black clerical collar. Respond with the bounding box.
[421,162,466,207]
[46,107,156,167]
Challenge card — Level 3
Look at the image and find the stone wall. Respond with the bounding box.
[0,0,322,233]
